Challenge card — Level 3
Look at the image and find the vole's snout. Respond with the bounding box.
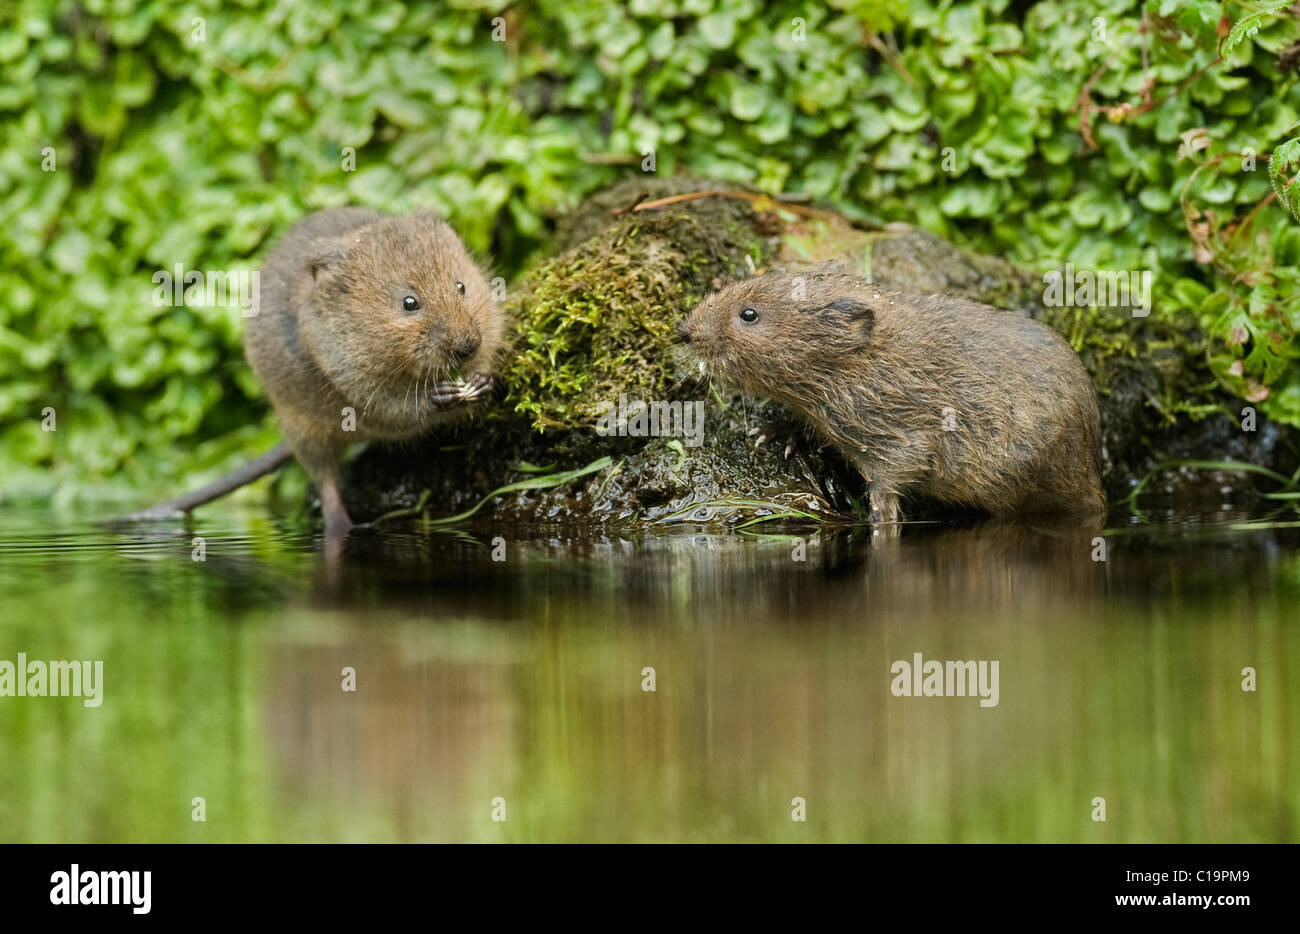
[429,322,482,367]
[447,331,481,364]
[676,319,693,343]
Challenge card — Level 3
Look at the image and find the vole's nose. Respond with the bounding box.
[676,320,692,343]
[449,332,481,362]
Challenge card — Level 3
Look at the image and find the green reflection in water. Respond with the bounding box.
[0,505,1295,842]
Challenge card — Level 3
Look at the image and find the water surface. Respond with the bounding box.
[0,503,1295,842]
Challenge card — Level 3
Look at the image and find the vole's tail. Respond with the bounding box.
[119,442,293,521]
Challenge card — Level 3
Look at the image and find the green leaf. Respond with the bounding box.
[1222,2,1292,58]
[375,457,615,526]
[729,82,767,122]
[1270,137,1300,223]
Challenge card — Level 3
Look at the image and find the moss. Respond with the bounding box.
[503,177,772,431]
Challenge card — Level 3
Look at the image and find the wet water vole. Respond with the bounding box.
[244,207,504,533]
[127,208,504,534]
[679,270,1104,523]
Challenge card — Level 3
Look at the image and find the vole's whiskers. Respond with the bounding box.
[662,372,693,396]
[681,266,704,304]
[414,360,429,422]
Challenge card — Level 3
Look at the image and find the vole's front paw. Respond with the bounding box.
[460,373,495,400]
[429,382,464,407]
[430,374,495,408]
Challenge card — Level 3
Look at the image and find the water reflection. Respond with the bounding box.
[0,504,1295,842]
[298,509,1292,620]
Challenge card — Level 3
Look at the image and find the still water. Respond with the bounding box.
[0,503,1295,843]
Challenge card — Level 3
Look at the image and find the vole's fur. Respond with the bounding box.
[243,207,504,533]
[680,270,1104,523]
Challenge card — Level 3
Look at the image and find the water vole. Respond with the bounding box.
[240,207,505,533]
[127,208,503,531]
[679,270,1104,523]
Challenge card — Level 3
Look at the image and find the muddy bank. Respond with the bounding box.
[340,177,1297,525]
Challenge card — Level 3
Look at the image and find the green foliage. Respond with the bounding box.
[1272,136,1300,221]
[1223,0,1293,57]
[1,0,1298,498]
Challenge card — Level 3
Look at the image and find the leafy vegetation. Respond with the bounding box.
[0,0,1297,499]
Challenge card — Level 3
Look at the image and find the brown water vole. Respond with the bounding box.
[244,207,505,533]
[679,270,1104,523]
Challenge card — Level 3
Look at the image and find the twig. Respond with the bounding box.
[867,33,921,90]
[622,188,831,220]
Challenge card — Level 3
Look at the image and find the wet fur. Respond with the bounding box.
[681,270,1104,522]
[244,207,504,529]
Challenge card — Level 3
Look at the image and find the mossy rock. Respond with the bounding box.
[340,177,1297,525]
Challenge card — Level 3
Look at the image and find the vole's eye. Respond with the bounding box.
[740,307,759,323]
[456,281,466,295]
[402,295,420,313]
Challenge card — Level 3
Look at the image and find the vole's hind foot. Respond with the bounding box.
[868,486,900,526]
[747,424,797,457]
[320,475,354,537]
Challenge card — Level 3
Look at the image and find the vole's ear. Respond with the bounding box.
[814,297,875,344]
[308,242,350,284]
